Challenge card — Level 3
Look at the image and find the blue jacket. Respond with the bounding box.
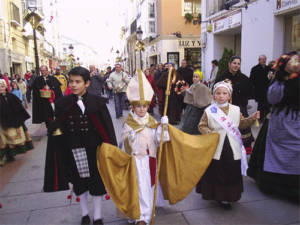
[11,89,22,101]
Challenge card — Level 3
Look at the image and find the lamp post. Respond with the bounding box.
[26,0,40,76]
[136,28,143,70]
[76,57,80,66]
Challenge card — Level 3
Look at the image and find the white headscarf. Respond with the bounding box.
[213,79,233,96]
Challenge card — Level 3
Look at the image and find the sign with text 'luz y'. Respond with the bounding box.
[178,40,201,47]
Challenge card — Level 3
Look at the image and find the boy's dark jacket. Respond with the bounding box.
[43,92,117,192]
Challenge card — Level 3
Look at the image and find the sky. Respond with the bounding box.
[58,0,124,61]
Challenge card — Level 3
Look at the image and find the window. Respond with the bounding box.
[10,3,21,24]
[149,3,155,18]
[183,0,201,15]
[21,1,27,26]
[149,21,155,33]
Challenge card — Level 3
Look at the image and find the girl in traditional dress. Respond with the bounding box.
[247,51,300,200]
[180,72,212,134]
[197,79,260,210]
[0,80,34,166]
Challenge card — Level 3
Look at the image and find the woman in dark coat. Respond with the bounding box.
[214,56,254,154]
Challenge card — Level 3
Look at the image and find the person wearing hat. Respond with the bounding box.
[54,66,68,96]
[197,79,260,210]
[0,79,34,166]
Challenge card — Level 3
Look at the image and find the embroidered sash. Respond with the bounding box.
[207,104,248,176]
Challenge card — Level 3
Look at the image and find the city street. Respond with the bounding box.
[0,101,299,225]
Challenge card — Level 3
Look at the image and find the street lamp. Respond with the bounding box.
[135,28,144,70]
[76,57,80,66]
[26,0,40,76]
[69,44,74,55]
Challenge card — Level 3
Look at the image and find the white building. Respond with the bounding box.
[201,0,300,81]
[60,36,101,71]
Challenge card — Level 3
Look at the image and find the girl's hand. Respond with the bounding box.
[252,111,260,120]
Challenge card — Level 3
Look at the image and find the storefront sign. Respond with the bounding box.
[11,53,20,61]
[213,10,241,33]
[275,0,300,13]
[178,40,201,47]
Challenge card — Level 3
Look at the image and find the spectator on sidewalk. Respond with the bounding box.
[87,65,104,96]
[154,63,164,83]
[105,66,113,100]
[208,60,218,90]
[250,55,272,122]
[177,60,194,86]
[17,78,28,109]
[27,70,37,103]
[149,63,156,74]
[0,71,10,92]
[10,80,22,101]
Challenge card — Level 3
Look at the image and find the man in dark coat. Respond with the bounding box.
[87,65,104,96]
[31,65,62,130]
[26,70,37,103]
[177,60,194,86]
[44,67,117,225]
[250,55,272,122]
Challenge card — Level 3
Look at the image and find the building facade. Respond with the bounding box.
[201,0,300,81]
[121,0,203,74]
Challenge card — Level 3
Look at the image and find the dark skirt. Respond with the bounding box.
[69,146,106,196]
[247,119,300,200]
[180,105,205,135]
[196,136,243,202]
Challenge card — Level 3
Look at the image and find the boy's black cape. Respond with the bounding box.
[43,93,117,192]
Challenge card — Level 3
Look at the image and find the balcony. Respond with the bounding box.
[220,0,240,10]
[130,19,137,35]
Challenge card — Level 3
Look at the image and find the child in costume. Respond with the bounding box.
[43,67,117,225]
[119,70,169,225]
[197,79,260,210]
[0,80,34,165]
[180,71,212,134]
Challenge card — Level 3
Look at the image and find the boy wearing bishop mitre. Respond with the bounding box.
[197,79,260,210]
[119,69,169,225]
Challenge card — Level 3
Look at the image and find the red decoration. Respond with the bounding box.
[0,203,2,208]
[105,195,110,200]
[67,195,72,200]
[76,197,80,202]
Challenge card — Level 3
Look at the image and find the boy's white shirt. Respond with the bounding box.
[119,111,170,159]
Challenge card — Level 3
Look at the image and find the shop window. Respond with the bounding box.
[149,21,155,33]
[183,0,201,15]
[285,15,300,55]
[149,3,155,18]
[184,48,202,69]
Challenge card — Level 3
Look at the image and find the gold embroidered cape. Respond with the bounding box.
[97,124,219,219]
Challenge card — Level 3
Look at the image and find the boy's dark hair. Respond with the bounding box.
[68,66,90,84]
[211,60,218,66]
[17,78,22,82]
[150,64,155,67]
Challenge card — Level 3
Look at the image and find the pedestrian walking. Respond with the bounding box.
[107,64,130,118]
[208,60,218,90]
[54,66,68,96]
[87,65,104,96]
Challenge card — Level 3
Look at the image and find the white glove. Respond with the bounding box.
[161,116,169,125]
[129,128,136,142]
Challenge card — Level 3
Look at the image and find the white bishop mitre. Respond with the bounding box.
[126,69,154,106]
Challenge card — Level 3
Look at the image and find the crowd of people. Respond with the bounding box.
[0,51,299,225]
